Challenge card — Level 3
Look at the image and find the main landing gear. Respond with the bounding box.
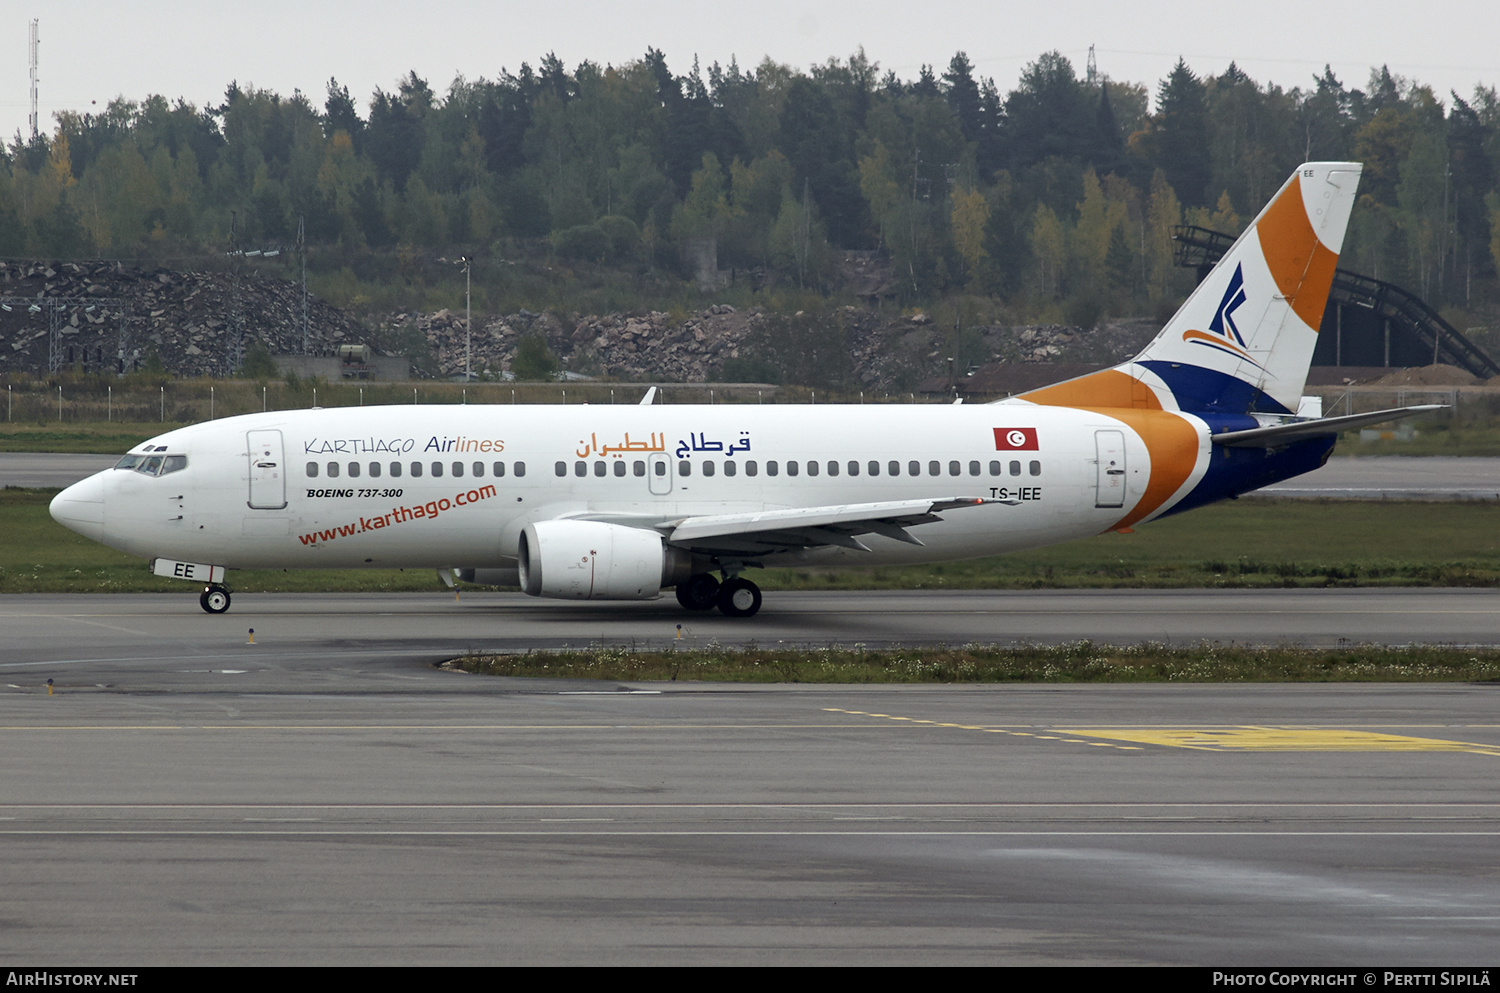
[199,584,231,614]
[675,572,762,618]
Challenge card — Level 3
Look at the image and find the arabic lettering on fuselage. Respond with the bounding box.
[674,431,752,459]
[574,432,669,458]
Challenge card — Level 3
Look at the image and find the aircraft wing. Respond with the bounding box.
[658,497,992,555]
[1211,405,1445,448]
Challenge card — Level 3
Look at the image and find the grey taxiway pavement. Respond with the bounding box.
[3,591,1500,965]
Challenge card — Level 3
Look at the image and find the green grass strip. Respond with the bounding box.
[456,643,1500,683]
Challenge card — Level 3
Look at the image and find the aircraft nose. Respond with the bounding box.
[49,472,107,542]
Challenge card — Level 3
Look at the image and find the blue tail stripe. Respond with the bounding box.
[1138,360,1293,415]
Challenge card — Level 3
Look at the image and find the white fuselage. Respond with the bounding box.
[58,402,1195,574]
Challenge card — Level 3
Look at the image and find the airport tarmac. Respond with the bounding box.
[3,675,1498,965]
[5,589,1500,691]
[2,590,1500,965]
[0,451,118,488]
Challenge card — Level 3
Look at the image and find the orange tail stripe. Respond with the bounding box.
[1256,175,1340,331]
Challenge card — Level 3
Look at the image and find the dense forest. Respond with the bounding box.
[2,48,1497,329]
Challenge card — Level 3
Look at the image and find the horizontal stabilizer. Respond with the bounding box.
[1211,405,1445,448]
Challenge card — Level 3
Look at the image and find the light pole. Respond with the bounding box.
[461,256,472,381]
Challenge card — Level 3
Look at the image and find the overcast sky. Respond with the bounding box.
[4,1,1497,143]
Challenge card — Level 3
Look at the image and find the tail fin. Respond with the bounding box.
[1021,162,1361,415]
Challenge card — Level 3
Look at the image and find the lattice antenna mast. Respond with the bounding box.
[28,20,39,139]
[298,214,309,354]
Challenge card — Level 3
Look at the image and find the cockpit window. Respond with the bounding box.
[120,453,186,476]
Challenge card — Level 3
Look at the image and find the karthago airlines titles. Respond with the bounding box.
[303,435,506,455]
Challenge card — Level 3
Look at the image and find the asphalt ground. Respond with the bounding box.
[3,672,1497,966]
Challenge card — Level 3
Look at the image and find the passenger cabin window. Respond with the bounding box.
[632,460,645,477]
[493,462,505,477]
[306,462,319,478]
[613,461,626,477]
[348,462,360,478]
[678,460,692,476]
[593,461,606,477]
[949,461,961,476]
[390,462,402,478]
[514,462,526,477]
[369,462,381,478]
[410,462,423,478]
[827,461,839,477]
[846,461,859,476]
[1010,460,1022,476]
[573,461,586,477]
[928,461,940,476]
[989,461,1002,476]
[432,462,444,478]
[452,462,464,478]
[702,461,715,477]
[1030,460,1041,476]
[745,461,757,477]
[555,461,567,477]
[786,460,798,477]
[327,462,340,478]
[473,462,484,477]
[724,461,737,477]
[969,461,980,476]
[767,461,779,476]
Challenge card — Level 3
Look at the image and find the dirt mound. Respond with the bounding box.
[1366,364,1482,387]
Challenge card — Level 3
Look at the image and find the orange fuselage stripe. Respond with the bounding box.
[1019,369,1200,531]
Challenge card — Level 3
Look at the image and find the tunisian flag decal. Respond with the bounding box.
[993,427,1039,451]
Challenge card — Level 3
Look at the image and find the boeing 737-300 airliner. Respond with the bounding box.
[49,161,1434,617]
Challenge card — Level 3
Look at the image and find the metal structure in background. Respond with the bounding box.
[299,214,309,355]
[222,210,283,375]
[0,295,134,374]
[27,20,39,141]
[1172,225,1500,378]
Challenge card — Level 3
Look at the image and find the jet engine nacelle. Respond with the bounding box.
[518,520,692,600]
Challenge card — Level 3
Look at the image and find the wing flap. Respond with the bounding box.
[664,497,990,553]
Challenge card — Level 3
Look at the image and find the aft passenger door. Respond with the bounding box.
[247,429,288,509]
[1094,430,1125,508]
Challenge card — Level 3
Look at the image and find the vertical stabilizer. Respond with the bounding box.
[1018,162,1361,415]
[1135,161,1361,413]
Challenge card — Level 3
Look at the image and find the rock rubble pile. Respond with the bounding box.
[0,260,366,377]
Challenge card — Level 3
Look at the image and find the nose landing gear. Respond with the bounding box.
[199,584,231,614]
